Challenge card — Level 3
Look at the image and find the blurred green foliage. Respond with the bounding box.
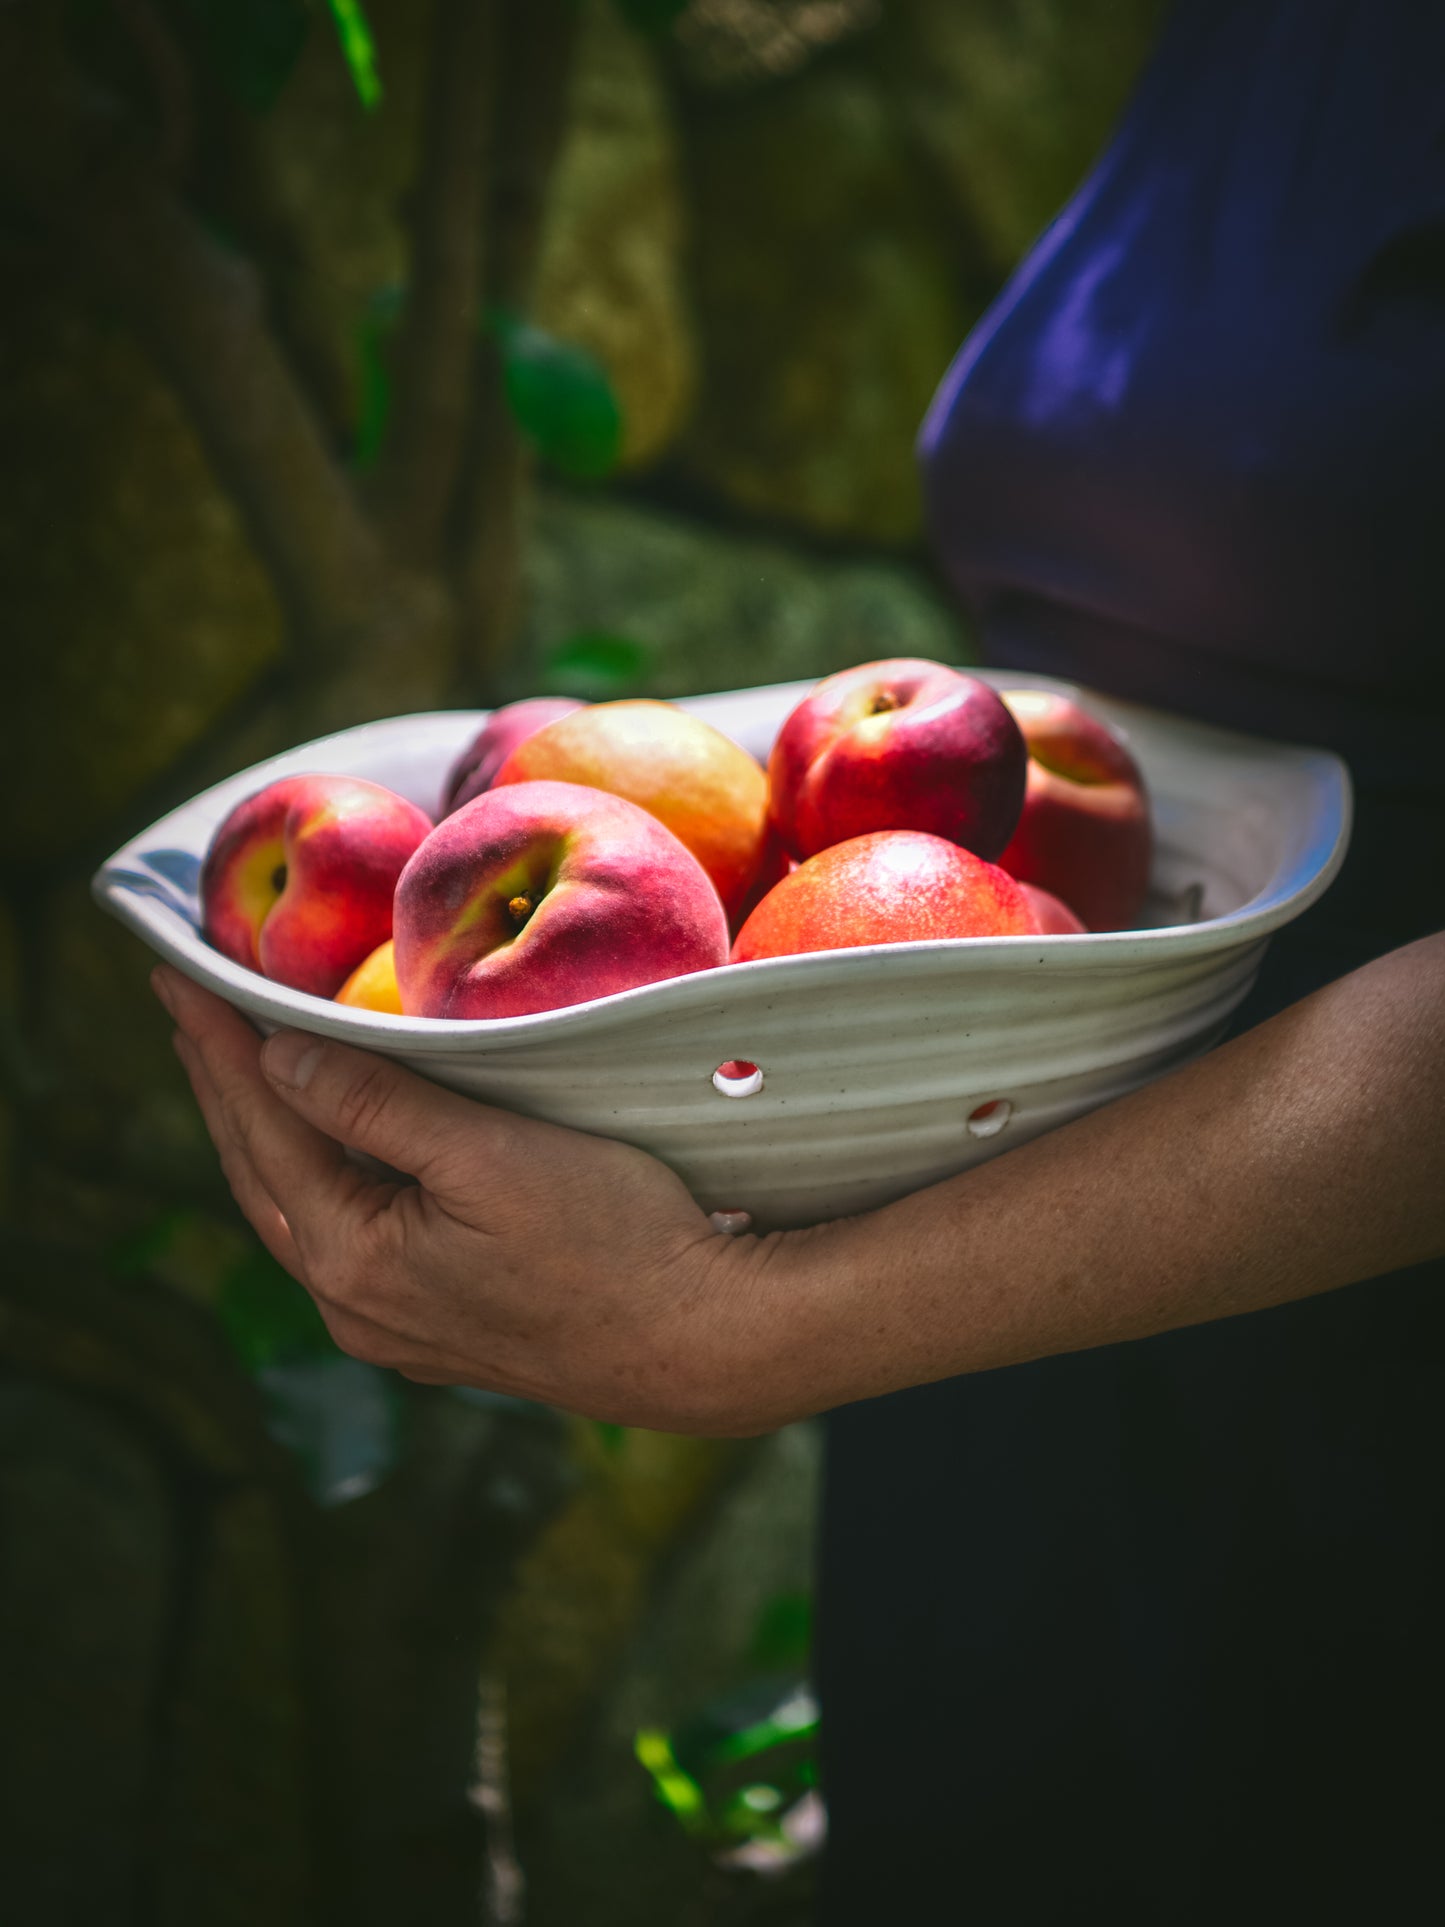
[540,630,655,699]
[156,0,379,116]
[218,1242,403,1503]
[171,0,310,112]
[110,1210,402,1505]
[216,1239,333,1371]
[749,1589,813,1673]
[352,284,404,470]
[325,0,382,109]
[636,1669,819,1857]
[613,0,691,33]
[491,308,625,481]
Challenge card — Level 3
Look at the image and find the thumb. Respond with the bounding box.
[260,1028,495,1197]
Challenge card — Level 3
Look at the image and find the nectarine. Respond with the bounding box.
[336,939,405,1013]
[201,775,432,998]
[731,829,1036,962]
[767,658,1027,864]
[442,698,585,816]
[493,700,773,924]
[996,689,1151,932]
[394,779,730,1019]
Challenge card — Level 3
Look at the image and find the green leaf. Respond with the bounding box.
[491,311,624,480]
[258,1353,403,1505]
[634,1728,710,1835]
[217,1245,333,1374]
[326,0,383,109]
[173,0,311,114]
[613,0,690,33]
[540,631,653,700]
[704,1686,819,1771]
[636,1682,821,1853]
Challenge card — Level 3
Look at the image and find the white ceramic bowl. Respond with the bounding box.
[94,675,1350,1229]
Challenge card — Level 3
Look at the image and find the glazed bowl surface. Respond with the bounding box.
[94,675,1350,1228]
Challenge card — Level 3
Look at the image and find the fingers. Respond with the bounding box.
[257,1025,505,1204]
[155,968,379,1282]
[171,1028,308,1282]
[155,970,540,1392]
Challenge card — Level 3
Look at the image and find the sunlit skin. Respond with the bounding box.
[996,689,1152,932]
[201,774,433,999]
[152,929,1445,1435]
[491,700,773,924]
[393,778,730,1019]
[730,830,1035,962]
[767,658,1027,863]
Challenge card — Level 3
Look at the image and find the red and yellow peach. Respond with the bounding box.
[201,774,432,998]
[393,779,730,1019]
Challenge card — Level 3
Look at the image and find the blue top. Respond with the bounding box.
[820,7,1445,1921]
[919,0,1445,980]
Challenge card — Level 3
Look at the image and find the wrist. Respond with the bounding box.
[689,1213,894,1432]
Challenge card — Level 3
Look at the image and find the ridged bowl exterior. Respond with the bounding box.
[95,676,1350,1229]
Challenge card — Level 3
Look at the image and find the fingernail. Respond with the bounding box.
[151,966,177,1014]
[263,1030,324,1090]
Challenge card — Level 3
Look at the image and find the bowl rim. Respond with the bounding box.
[92,676,1353,1054]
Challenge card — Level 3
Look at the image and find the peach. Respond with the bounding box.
[336,940,404,1013]
[767,658,1027,863]
[1019,882,1087,935]
[442,697,585,816]
[996,689,1152,932]
[492,700,772,925]
[201,775,432,998]
[393,779,730,1020]
[730,829,1035,963]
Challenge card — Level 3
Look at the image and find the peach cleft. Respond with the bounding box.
[393,779,731,1020]
[201,774,433,998]
[491,700,774,926]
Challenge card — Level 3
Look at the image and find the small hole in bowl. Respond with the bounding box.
[713,1059,764,1098]
[966,1098,1012,1139]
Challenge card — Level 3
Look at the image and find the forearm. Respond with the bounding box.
[766,931,1445,1413]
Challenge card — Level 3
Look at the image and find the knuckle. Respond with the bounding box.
[355,1203,397,1272]
[213,1078,256,1154]
[303,1245,356,1308]
[332,1060,398,1145]
[218,1151,258,1214]
[343,1214,397,1313]
[299,1204,396,1318]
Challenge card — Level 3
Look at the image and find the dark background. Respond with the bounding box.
[0,3,1162,1921]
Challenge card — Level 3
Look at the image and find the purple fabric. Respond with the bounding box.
[920,0,1445,796]
[819,8,1445,1921]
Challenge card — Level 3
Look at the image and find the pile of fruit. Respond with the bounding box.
[199,659,1152,1020]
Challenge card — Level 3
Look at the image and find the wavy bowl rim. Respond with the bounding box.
[92,681,1353,1055]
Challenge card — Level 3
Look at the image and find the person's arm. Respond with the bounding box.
[153,929,1445,1435]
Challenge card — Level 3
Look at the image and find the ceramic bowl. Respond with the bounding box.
[94,675,1350,1229]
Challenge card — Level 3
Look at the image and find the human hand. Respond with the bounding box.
[152,965,813,1435]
